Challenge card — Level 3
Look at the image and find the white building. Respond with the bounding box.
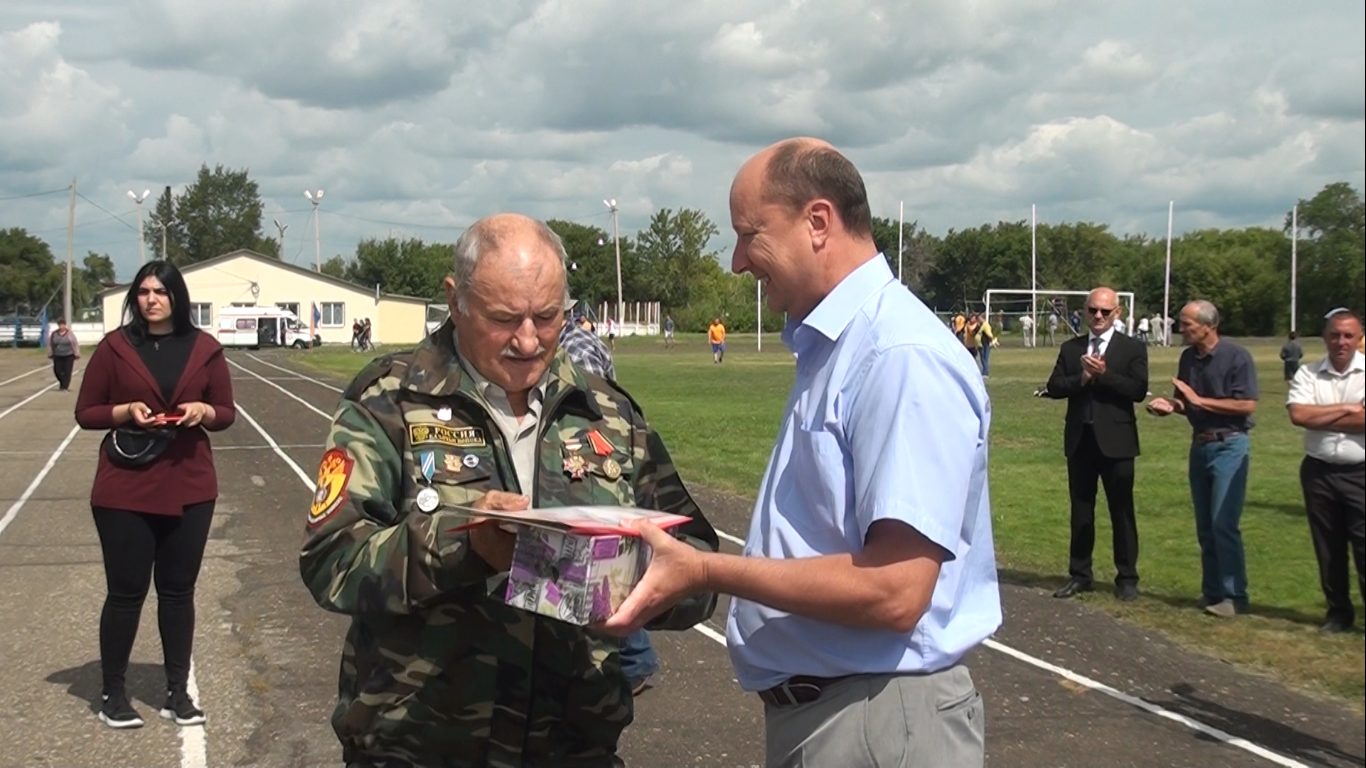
[99,249,431,346]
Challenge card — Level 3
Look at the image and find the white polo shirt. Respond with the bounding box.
[1287,352,1365,465]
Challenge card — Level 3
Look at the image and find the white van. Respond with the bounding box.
[215,306,318,349]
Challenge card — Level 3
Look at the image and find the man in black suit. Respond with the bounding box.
[1044,287,1149,601]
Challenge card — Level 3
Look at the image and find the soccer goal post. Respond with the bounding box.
[984,288,1136,346]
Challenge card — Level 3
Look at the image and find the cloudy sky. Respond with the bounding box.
[2,0,1362,281]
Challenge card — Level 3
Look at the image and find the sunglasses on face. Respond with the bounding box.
[1086,306,1116,317]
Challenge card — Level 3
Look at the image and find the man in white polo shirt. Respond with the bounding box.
[603,138,1001,768]
[1287,308,1365,633]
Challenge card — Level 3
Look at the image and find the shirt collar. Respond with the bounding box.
[1313,351,1365,376]
[459,353,547,411]
[790,254,893,346]
[1089,327,1116,345]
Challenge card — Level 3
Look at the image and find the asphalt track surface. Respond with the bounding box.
[0,349,1361,768]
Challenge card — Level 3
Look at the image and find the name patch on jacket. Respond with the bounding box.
[408,424,487,448]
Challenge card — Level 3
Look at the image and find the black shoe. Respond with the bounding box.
[98,691,144,729]
[1319,616,1354,634]
[1115,583,1139,602]
[1052,579,1094,599]
[627,676,651,696]
[159,689,206,726]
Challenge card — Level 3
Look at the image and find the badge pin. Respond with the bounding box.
[563,453,588,480]
[602,458,622,481]
[444,454,463,473]
[436,406,453,422]
[462,454,480,469]
[415,486,440,513]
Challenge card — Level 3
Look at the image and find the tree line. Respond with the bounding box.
[2,163,1360,336]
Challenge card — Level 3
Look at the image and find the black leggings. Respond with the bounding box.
[52,355,75,390]
[92,502,214,695]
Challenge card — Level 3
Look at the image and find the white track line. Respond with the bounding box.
[0,381,59,421]
[982,639,1308,767]
[245,353,343,392]
[234,402,317,491]
[0,425,80,537]
[227,359,333,420]
[180,659,207,768]
[0,364,49,387]
[232,355,1307,767]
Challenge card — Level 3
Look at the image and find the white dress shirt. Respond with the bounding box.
[1287,352,1366,465]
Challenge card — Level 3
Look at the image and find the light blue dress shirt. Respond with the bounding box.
[726,256,1002,691]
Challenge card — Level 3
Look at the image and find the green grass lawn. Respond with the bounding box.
[298,331,1366,706]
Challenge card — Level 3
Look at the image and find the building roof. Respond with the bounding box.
[98,249,431,305]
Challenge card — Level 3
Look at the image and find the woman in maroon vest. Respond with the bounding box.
[74,260,236,729]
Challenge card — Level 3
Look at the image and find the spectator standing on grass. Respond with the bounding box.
[48,317,80,391]
[1047,311,1060,346]
[977,314,998,378]
[1286,308,1365,634]
[604,138,1001,768]
[1280,331,1304,384]
[1020,312,1035,347]
[1137,314,1151,345]
[708,316,727,363]
[1042,286,1149,602]
[663,313,676,349]
[1146,300,1258,619]
[74,260,236,729]
[300,213,718,767]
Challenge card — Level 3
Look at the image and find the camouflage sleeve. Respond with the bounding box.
[631,421,720,631]
[299,374,495,615]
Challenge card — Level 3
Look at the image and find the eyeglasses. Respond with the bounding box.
[1086,306,1116,317]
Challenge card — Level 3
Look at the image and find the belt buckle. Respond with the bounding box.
[760,677,826,707]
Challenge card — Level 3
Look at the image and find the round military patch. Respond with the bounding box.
[309,448,354,526]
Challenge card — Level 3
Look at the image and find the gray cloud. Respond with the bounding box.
[0,0,1361,281]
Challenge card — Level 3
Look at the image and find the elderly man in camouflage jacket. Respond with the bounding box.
[300,213,719,768]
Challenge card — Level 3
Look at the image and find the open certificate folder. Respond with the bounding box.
[447,505,692,537]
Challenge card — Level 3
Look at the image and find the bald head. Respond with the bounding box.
[1084,286,1120,335]
[450,213,567,313]
[734,137,873,239]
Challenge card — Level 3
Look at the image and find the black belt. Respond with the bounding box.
[1194,429,1244,444]
[757,675,854,708]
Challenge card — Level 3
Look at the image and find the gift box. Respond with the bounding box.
[504,526,647,625]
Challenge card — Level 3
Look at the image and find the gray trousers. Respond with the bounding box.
[764,666,983,768]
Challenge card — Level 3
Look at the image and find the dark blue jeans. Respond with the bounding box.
[979,344,992,376]
[1189,433,1250,605]
[620,629,658,681]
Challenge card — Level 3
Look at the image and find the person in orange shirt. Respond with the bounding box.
[708,317,727,364]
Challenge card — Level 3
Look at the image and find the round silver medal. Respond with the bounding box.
[415,486,440,512]
[462,454,479,468]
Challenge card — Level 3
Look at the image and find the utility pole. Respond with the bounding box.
[65,179,75,324]
[305,189,325,272]
[604,198,623,333]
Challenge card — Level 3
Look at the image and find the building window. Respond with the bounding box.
[230,302,256,307]
[276,302,300,319]
[321,302,345,326]
[190,303,212,327]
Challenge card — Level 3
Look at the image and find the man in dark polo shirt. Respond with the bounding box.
[1146,300,1259,618]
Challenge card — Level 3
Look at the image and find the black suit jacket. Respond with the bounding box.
[1045,332,1149,458]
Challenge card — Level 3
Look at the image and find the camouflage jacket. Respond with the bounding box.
[300,321,719,768]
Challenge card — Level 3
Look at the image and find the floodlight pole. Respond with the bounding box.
[128,188,150,265]
[605,199,623,334]
[305,189,325,272]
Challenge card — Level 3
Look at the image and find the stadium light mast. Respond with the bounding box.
[274,218,289,261]
[127,189,151,265]
[304,189,325,272]
[604,198,623,333]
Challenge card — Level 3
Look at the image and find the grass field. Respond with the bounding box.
[297,331,1365,705]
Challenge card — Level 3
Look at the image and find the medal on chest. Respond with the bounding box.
[416,450,440,512]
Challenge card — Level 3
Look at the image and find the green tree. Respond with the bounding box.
[347,237,451,302]
[0,228,60,313]
[320,255,350,279]
[871,216,938,293]
[154,165,272,265]
[1285,182,1365,332]
[632,208,720,310]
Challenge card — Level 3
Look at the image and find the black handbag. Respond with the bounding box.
[103,425,178,468]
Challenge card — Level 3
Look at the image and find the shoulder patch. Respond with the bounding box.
[309,448,354,526]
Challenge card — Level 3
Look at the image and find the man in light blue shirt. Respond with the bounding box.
[604,138,1001,767]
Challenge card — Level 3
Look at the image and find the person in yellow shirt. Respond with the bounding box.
[708,317,727,364]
